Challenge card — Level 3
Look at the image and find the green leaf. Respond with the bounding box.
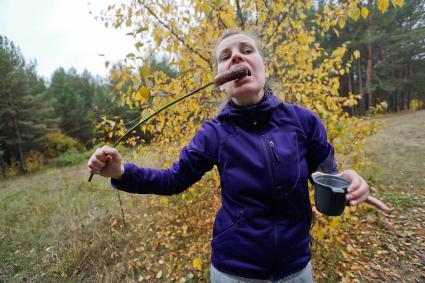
[350,7,360,21]
[140,66,150,77]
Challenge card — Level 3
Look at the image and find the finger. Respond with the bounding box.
[91,158,106,168]
[347,177,362,193]
[338,170,362,193]
[101,146,120,159]
[94,148,109,162]
[88,167,101,175]
[366,196,391,213]
[88,164,102,172]
[311,171,326,178]
[346,182,369,204]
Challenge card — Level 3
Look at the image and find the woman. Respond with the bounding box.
[88,30,389,282]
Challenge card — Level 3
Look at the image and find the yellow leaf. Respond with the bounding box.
[333,28,340,37]
[353,50,361,59]
[338,18,346,29]
[316,227,325,240]
[135,87,149,101]
[329,217,340,229]
[297,33,308,44]
[163,5,171,14]
[140,66,150,77]
[306,0,312,9]
[339,69,345,75]
[222,13,235,27]
[393,0,404,7]
[350,7,360,21]
[161,197,169,205]
[193,258,202,270]
[324,5,332,15]
[199,2,210,14]
[361,7,369,19]
[115,80,124,90]
[153,27,163,46]
[378,0,389,13]
[125,18,132,27]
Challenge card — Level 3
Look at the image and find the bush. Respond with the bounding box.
[52,149,86,167]
[42,133,85,159]
[3,163,20,178]
[25,150,46,172]
[52,144,132,168]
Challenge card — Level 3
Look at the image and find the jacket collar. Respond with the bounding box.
[218,89,282,128]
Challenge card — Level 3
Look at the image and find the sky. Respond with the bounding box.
[0,0,135,80]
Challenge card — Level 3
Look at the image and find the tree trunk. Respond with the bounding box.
[0,156,4,179]
[348,73,354,115]
[7,90,26,172]
[12,113,26,172]
[367,24,373,111]
[357,59,365,115]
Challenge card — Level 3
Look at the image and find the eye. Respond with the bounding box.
[220,54,230,62]
[243,48,254,54]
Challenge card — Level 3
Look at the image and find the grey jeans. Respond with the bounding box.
[210,262,314,283]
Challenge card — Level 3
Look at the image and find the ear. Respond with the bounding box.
[264,64,269,79]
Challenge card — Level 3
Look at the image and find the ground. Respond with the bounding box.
[1,110,424,282]
[329,110,425,283]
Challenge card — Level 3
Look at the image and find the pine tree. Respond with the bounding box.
[0,35,59,172]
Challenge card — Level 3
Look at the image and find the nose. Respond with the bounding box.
[230,51,244,65]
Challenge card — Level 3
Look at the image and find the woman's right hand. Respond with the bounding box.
[87,145,124,180]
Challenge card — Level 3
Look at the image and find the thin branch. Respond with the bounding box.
[235,0,246,30]
[140,1,212,70]
[265,2,294,44]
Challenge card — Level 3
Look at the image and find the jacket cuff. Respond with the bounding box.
[111,163,136,190]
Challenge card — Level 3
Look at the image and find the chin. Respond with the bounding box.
[229,85,263,99]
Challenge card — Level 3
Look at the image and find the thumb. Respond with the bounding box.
[101,146,120,159]
[311,171,326,178]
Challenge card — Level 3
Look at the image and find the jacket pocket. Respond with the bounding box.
[268,132,301,191]
[212,206,243,244]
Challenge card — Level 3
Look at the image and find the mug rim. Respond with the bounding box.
[312,174,351,192]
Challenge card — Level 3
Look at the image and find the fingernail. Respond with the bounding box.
[350,201,357,206]
[346,194,352,200]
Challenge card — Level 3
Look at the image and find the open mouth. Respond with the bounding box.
[234,75,250,86]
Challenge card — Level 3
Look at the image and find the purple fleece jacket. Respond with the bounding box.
[111,90,337,280]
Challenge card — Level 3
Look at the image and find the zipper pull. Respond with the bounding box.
[269,139,280,162]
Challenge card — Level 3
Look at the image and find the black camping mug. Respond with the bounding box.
[312,174,351,216]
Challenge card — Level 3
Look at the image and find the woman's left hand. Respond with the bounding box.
[339,169,391,213]
[339,169,368,206]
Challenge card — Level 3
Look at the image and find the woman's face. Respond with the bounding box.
[215,34,267,106]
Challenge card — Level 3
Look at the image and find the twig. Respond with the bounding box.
[117,191,128,233]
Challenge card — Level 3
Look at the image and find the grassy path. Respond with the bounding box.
[333,110,425,282]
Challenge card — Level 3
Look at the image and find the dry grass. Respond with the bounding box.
[1,110,424,282]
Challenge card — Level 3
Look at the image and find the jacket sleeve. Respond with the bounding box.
[295,106,338,175]
[110,121,218,195]
[306,113,338,175]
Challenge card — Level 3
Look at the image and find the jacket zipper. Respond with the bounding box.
[261,137,274,187]
[272,212,278,280]
[269,139,280,162]
[263,136,279,280]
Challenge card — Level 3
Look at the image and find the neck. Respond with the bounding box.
[230,89,265,106]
